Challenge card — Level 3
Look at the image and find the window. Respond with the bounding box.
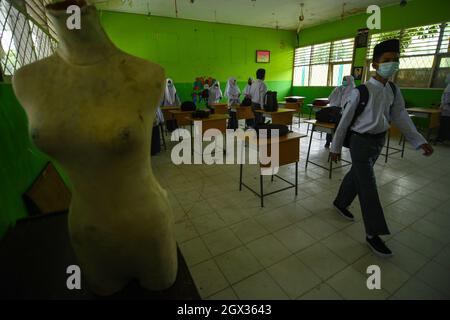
[365,22,449,88]
[293,38,354,86]
[0,0,56,79]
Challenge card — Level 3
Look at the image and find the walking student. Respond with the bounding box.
[329,39,434,257]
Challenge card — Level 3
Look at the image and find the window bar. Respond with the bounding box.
[428,22,446,88]
[3,3,21,75]
[12,14,29,71]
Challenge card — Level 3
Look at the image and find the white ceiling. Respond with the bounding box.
[92,0,406,31]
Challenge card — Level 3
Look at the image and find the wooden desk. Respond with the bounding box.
[230,105,254,120]
[285,96,306,101]
[169,109,195,126]
[239,132,307,207]
[255,108,296,127]
[185,114,229,158]
[406,107,441,140]
[185,114,229,136]
[303,120,351,179]
[161,106,180,120]
[209,103,229,114]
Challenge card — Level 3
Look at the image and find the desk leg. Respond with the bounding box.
[295,162,298,196]
[239,164,243,191]
[427,114,432,141]
[160,124,167,150]
[305,126,314,169]
[385,130,390,163]
[401,136,406,158]
[191,124,194,155]
[307,108,313,134]
[260,174,264,208]
[329,153,333,179]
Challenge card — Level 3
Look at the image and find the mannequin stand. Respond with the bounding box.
[0,212,199,300]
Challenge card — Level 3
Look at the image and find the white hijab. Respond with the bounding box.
[329,75,355,108]
[164,78,177,106]
[209,81,222,103]
[342,75,356,99]
[225,77,240,99]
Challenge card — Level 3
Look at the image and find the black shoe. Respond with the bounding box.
[333,201,354,221]
[366,236,393,257]
[324,142,330,148]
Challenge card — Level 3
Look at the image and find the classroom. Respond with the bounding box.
[0,0,449,302]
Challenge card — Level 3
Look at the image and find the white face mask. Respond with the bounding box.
[377,61,400,78]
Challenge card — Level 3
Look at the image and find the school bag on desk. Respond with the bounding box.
[263,91,278,112]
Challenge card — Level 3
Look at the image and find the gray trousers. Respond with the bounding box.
[335,132,390,236]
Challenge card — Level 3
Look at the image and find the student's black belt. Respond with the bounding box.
[350,130,387,139]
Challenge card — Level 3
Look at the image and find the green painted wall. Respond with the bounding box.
[99,11,297,102]
[294,0,449,114]
[0,83,50,238]
[297,0,450,46]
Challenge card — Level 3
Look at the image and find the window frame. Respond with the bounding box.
[364,22,449,89]
[292,37,354,87]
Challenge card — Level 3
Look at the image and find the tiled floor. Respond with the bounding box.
[152,120,450,300]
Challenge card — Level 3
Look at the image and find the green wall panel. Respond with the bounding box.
[0,84,48,238]
[297,0,450,47]
[99,11,296,94]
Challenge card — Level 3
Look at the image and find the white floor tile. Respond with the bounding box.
[246,234,291,267]
[215,246,263,284]
[267,256,321,299]
[233,271,289,300]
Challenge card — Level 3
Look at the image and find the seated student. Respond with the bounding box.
[207,81,223,113]
[161,78,181,132]
[325,75,356,148]
[161,78,181,106]
[330,39,433,257]
[248,69,268,127]
[225,77,241,129]
[151,107,165,156]
[243,78,253,99]
[436,73,450,143]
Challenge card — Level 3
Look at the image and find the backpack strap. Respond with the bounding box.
[347,84,369,129]
[387,81,397,98]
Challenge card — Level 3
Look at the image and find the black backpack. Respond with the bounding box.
[264,91,278,112]
[341,81,396,148]
[254,123,289,138]
[181,101,196,111]
[241,97,252,106]
[316,106,342,124]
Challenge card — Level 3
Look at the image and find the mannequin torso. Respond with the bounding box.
[12,3,177,295]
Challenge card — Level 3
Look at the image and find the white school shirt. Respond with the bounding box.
[249,79,268,106]
[330,77,427,154]
[243,84,252,96]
